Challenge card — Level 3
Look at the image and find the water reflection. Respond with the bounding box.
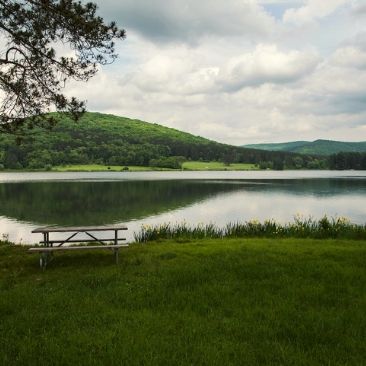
[0,175,365,243]
[1,179,365,225]
[0,180,249,225]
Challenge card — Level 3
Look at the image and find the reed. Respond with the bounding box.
[134,216,366,242]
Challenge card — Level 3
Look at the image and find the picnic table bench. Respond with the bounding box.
[29,225,128,269]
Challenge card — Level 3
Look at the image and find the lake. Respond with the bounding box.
[0,170,365,244]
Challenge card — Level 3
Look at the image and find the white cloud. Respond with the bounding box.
[117,44,220,96]
[283,0,348,25]
[258,0,304,3]
[66,36,366,144]
[331,46,366,69]
[113,43,320,99]
[60,0,366,144]
[218,44,320,90]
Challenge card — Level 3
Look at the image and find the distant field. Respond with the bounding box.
[53,164,169,172]
[182,161,259,170]
[1,238,365,365]
[53,163,259,172]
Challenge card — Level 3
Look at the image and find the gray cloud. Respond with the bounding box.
[96,0,275,44]
[352,3,366,17]
[345,32,366,52]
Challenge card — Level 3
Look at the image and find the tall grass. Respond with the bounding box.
[134,216,366,242]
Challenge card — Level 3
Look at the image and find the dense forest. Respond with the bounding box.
[244,139,366,156]
[329,152,366,170]
[0,112,364,170]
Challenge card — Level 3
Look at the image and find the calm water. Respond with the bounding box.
[0,170,365,244]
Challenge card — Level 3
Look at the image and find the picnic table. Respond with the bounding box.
[29,225,128,269]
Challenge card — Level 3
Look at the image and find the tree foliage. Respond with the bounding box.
[0,0,125,132]
[329,152,366,170]
[0,112,335,170]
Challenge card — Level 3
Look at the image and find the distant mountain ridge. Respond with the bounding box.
[244,140,366,156]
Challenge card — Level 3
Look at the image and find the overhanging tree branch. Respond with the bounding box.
[0,0,126,132]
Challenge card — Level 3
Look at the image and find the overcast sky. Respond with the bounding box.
[67,0,366,145]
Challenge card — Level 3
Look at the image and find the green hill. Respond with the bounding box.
[244,140,366,156]
[0,112,327,170]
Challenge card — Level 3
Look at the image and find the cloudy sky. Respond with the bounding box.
[67,0,366,145]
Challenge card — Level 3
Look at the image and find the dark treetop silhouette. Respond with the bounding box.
[0,0,125,132]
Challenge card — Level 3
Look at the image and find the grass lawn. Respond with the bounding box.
[53,164,170,172]
[182,161,259,170]
[1,238,365,365]
[52,162,259,172]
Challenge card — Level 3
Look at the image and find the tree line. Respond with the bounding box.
[328,152,366,170]
[0,113,364,171]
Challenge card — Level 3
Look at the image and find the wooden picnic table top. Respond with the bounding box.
[32,225,128,233]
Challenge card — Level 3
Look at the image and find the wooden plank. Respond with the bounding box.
[32,225,128,233]
[28,244,129,252]
[39,238,126,244]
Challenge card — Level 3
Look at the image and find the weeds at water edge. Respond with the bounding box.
[134,216,366,243]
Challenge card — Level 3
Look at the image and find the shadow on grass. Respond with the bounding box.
[33,250,129,271]
[0,243,130,274]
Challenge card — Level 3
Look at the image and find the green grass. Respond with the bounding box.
[1,238,365,365]
[52,162,259,172]
[53,164,172,172]
[182,161,259,170]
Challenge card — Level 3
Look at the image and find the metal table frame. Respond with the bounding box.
[30,225,128,268]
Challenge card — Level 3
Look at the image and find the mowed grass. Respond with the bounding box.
[53,162,259,172]
[53,164,169,172]
[1,238,365,365]
[182,161,259,170]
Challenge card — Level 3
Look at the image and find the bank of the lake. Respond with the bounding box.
[1,238,365,365]
[53,162,258,172]
[0,162,260,172]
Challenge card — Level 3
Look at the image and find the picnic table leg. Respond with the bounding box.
[114,248,119,264]
[40,232,51,269]
[40,251,48,270]
[114,230,119,264]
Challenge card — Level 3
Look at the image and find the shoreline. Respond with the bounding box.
[1,166,365,173]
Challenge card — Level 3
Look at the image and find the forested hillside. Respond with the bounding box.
[245,140,366,155]
[0,112,363,170]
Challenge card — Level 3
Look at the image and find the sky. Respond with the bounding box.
[66,0,366,145]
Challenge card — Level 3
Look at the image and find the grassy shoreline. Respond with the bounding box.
[134,217,366,242]
[53,162,260,172]
[1,238,365,365]
[0,162,260,173]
